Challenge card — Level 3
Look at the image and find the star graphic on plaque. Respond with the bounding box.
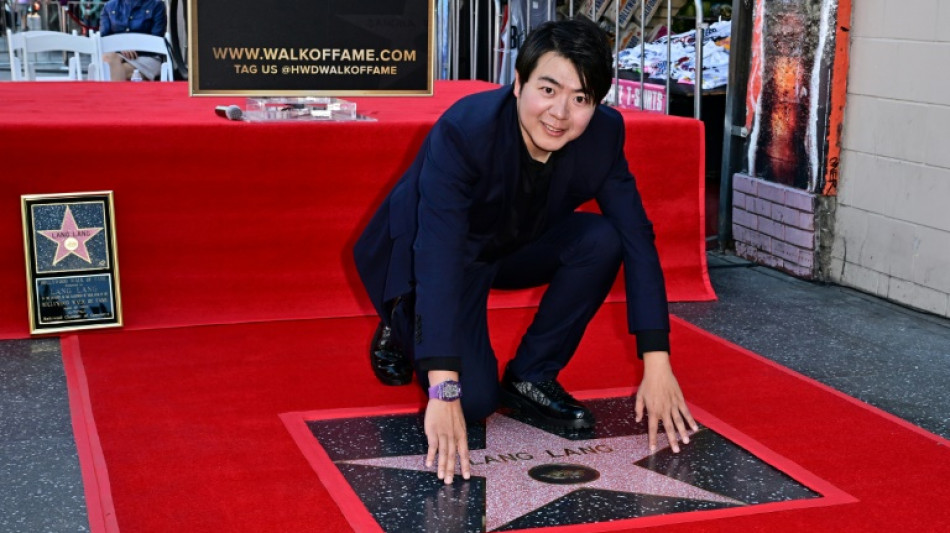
[37,206,104,266]
[342,414,742,531]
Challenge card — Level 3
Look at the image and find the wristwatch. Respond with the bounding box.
[428,380,462,401]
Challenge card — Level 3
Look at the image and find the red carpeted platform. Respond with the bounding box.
[64,306,950,532]
[0,81,712,340]
[7,82,948,532]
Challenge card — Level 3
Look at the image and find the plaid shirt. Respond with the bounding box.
[99,0,166,37]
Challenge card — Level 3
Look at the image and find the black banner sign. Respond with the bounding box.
[188,0,434,96]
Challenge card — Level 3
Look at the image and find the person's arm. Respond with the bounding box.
[424,370,470,484]
[413,117,477,364]
[594,111,696,451]
[150,0,166,37]
[413,117,479,482]
[99,3,112,36]
[595,112,669,336]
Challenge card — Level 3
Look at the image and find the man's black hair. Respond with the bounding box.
[515,18,613,104]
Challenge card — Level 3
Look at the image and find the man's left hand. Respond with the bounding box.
[635,351,698,453]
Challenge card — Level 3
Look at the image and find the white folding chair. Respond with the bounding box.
[95,32,173,81]
[20,31,101,81]
[6,29,63,81]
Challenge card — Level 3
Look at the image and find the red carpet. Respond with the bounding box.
[64,305,950,532]
[0,81,712,340]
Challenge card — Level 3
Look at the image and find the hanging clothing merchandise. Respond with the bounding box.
[616,20,732,90]
[497,0,527,85]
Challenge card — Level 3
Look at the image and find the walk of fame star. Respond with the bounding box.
[292,395,835,532]
[343,413,743,531]
[38,206,103,266]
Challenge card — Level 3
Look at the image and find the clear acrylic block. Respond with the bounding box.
[243,97,362,122]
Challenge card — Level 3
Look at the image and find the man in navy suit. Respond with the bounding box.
[354,18,697,485]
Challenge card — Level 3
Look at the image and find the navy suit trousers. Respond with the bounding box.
[390,212,622,421]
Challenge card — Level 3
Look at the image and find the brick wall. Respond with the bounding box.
[732,174,818,278]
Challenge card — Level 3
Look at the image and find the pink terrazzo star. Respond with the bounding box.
[342,413,742,531]
[38,206,103,266]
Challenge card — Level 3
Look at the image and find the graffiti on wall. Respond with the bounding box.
[745,0,843,193]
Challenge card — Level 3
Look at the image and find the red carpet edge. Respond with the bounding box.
[62,335,120,533]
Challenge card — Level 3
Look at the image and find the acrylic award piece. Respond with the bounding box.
[21,192,122,334]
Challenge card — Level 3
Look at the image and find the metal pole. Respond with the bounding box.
[666,0,671,114]
[525,0,531,35]
[453,0,459,79]
[489,0,494,82]
[718,0,755,249]
[471,0,479,79]
[491,0,501,83]
[693,0,704,119]
[613,0,619,106]
[639,0,645,110]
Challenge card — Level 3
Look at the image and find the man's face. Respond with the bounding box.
[513,52,597,163]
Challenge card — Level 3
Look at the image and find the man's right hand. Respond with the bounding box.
[424,373,471,484]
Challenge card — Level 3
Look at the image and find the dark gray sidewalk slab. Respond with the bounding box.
[0,338,89,533]
[671,252,950,439]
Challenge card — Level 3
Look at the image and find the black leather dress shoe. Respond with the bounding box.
[499,367,595,429]
[370,321,413,386]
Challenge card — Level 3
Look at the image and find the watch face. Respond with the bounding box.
[441,381,460,399]
[429,380,461,401]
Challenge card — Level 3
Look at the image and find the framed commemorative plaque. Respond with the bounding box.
[21,192,123,334]
[188,0,434,97]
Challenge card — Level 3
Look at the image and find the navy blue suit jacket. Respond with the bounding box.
[354,84,669,362]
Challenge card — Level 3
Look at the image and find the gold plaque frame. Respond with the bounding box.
[21,192,123,334]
